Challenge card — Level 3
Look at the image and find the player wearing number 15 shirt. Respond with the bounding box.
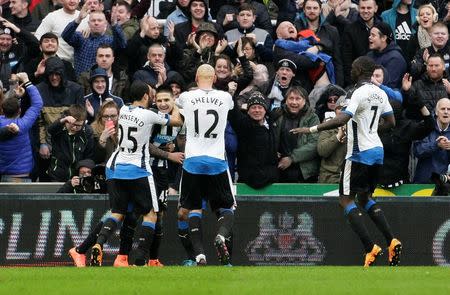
[177,64,235,266]
[89,81,183,267]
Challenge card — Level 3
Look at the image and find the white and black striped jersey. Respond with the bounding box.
[106,105,170,179]
[342,82,393,165]
[178,88,234,175]
[150,110,184,168]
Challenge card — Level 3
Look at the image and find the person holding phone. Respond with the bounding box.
[90,100,120,165]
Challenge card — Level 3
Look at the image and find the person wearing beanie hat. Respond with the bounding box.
[367,21,407,89]
[246,91,268,112]
[84,67,124,123]
[317,92,348,184]
[314,84,347,122]
[228,90,279,189]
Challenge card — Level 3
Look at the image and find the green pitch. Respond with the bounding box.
[1,266,449,294]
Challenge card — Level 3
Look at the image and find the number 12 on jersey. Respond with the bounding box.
[193,109,219,139]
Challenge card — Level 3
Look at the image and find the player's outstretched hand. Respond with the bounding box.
[290,127,310,134]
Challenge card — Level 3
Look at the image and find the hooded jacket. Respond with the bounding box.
[315,84,346,122]
[366,42,407,89]
[84,68,124,122]
[36,56,84,145]
[381,0,417,39]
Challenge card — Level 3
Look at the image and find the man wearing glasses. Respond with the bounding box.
[47,104,94,182]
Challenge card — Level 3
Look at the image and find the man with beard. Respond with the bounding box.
[342,0,381,87]
[25,32,76,85]
[403,53,450,119]
[34,0,80,64]
[294,0,343,86]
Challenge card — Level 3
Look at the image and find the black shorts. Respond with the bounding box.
[339,160,381,196]
[179,169,235,211]
[107,176,159,215]
[152,166,169,196]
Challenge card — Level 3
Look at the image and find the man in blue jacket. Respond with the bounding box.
[367,22,407,89]
[414,98,450,183]
[0,72,43,182]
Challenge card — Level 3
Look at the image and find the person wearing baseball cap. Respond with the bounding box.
[267,58,300,109]
[367,21,407,89]
[0,18,40,91]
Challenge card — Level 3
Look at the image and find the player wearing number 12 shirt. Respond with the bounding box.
[178,64,235,266]
[290,57,402,268]
[88,80,183,266]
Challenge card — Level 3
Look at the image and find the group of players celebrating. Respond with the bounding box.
[69,57,402,268]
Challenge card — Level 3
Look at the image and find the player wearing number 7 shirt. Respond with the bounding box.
[291,56,402,268]
[178,64,235,266]
[89,80,183,266]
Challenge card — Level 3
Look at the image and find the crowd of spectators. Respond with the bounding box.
[0,0,450,190]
